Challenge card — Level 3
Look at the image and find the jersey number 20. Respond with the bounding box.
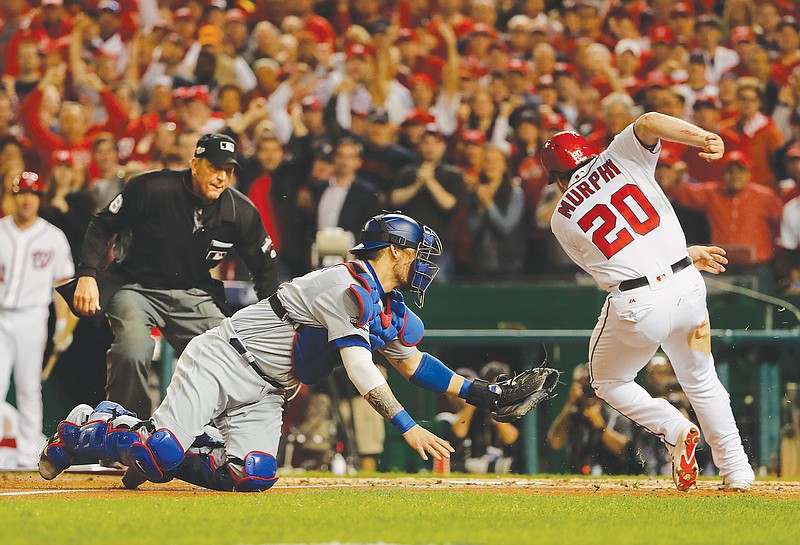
[577,184,661,259]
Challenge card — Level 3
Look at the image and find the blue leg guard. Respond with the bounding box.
[39,404,93,480]
[165,451,278,492]
[234,452,279,492]
[128,428,185,481]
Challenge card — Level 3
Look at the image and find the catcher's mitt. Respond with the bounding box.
[490,366,561,423]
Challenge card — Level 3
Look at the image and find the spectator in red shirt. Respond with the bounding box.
[19,66,126,171]
[674,150,783,292]
[5,0,72,78]
[719,78,785,191]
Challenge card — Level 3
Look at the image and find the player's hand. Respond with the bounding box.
[402,425,454,461]
[688,245,727,274]
[74,276,102,316]
[698,134,724,162]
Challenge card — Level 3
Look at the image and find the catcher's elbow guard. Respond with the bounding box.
[465,378,499,409]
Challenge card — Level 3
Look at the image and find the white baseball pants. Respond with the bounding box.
[588,265,754,482]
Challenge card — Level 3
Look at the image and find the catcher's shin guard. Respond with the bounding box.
[39,404,94,480]
[127,428,185,481]
[166,451,278,492]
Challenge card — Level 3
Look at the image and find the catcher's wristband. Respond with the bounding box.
[390,410,416,434]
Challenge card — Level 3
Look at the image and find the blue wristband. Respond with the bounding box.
[409,352,456,394]
[458,379,473,399]
[390,410,416,434]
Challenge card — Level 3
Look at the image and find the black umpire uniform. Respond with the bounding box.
[75,133,278,419]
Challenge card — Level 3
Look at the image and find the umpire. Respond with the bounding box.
[72,133,278,419]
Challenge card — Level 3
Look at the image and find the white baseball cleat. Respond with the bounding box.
[722,480,753,492]
[672,424,700,491]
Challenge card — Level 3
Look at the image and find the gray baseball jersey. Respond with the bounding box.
[152,260,416,459]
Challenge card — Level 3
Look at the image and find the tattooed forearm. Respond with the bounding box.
[364,383,404,420]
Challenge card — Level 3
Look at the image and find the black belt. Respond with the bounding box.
[618,256,693,292]
[268,294,304,332]
[227,335,285,390]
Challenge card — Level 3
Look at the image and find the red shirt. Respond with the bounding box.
[247,174,281,251]
[19,88,127,169]
[674,181,783,263]
[719,113,785,191]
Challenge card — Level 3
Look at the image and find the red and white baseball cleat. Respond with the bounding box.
[672,424,700,491]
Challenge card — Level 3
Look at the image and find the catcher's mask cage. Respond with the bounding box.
[351,212,442,308]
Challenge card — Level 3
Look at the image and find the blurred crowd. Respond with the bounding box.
[4,0,800,288]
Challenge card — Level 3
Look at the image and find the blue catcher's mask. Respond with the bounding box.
[351,212,442,308]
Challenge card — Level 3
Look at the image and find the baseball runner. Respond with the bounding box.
[0,172,74,468]
[39,212,559,491]
[543,112,755,491]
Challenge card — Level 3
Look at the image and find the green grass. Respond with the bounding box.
[1,489,797,545]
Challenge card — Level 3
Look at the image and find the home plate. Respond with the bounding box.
[64,464,125,475]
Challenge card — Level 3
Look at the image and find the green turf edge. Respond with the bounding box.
[1,489,798,545]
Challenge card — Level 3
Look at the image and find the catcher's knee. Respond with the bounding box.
[688,321,711,355]
[128,428,185,481]
[231,452,279,492]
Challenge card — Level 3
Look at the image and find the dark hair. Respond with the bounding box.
[92,132,116,153]
[336,136,364,157]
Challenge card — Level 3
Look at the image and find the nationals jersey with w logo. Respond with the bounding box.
[550,124,688,291]
[0,217,74,309]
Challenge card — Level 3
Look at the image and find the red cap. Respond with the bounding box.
[693,93,720,109]
[461,129,486,145]
[644,70,671,88]
[657,147,680,166]
[224,9,247,24]
[401,108,436,127]
[459,58,489,79]
[186,86,212,104]
[721,149,752,170]
[301,96,322,111]
[507,58,529,74]
[786,143,800,160]
[12,172,43,195]
[174,8,193,21]
[409,72,437,90]
[346,43,373,59]
[52,149,73,166]
[541,113,567,131]
[395,28,418,43]
[671,1,693,16]
[649,25,673,45]
[471,23,498,40]
[553,62,578,78]
[730,26,756,44]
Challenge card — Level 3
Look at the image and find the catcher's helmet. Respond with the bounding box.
[541,131,597,183]
[351,212,442,308]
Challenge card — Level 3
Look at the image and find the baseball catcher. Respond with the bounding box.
[40,212,559,491]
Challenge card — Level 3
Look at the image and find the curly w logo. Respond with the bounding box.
[33,250,54,269]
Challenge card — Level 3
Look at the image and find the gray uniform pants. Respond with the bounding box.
[105,285,225,419]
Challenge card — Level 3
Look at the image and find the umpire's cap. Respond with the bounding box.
[194,133,239,166]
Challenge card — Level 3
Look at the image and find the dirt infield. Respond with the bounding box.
[2,470,800,499]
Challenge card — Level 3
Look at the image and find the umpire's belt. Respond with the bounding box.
[618,256,693,292]
[268,294,305,332]
[227,336,285,391]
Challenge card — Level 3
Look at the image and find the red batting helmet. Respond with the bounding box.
[541,131,597,183]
